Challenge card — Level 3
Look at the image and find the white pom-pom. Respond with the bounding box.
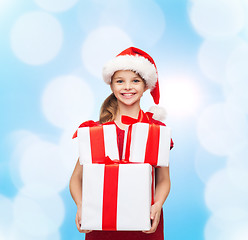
[148,105,167,121]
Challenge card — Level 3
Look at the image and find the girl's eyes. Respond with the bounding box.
[115,79,141,83]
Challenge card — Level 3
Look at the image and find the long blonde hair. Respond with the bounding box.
[99,93,118,124]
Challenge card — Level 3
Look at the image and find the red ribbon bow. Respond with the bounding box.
[104,156,130,164]
[121,110,155,163]
[121,109,153,125]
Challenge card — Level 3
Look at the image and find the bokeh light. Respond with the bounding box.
[34,0,79,12]
[159,75,202,118]
[42,75,94,129]
[224,43,248,113]
[81,26,133,79]
[198,37,245,84]
[10,11,63,65]
[197,102,248,156]
[19,139,70,195]
[13,192,64,237]
[189,0,245,38]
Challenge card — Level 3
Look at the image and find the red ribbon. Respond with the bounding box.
[144,124,160,166]
[121,109,152,125]
[123,111,161,166]
[104,156,129,165]
[89,125,106,163]
[102,164,119,230]
[122,110,153,163]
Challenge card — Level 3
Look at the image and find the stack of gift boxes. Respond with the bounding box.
[77,122,171,231]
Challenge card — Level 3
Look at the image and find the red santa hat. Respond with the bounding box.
[102,47,166,121]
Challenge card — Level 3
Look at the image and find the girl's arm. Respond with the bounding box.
[69,158,92,234]
[143,166,171,234]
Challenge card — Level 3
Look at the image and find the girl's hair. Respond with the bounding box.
[99,93,118,124]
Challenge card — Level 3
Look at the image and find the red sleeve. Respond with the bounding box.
[72,120,99,139]
[150,118,174,150]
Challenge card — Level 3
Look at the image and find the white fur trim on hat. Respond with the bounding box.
[102,55,157,90]
[148,105,167,121]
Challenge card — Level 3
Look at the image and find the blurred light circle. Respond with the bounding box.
[19,139,70,194]
[10,11,63,65]
[123,0,165,47]
[11,11,63,65]
[42,75,94,129]
[59,128,79,176]
[20,183,57,199]
[159,75,201,117]
[34,0,79,12]
[76,0,102,33]
[194,147,226,183]
[229,223,248,240]
[205,214,229,240]
[204,213,248,240]
[98,1,129,29]
[225,44,248,114]
[9,230,61,240]
[9,130,41,190]
[82,26,133,79]
[227,144,248,193]
[198,37,245,83]
[197,103,248,156]
[13,193,64,237]
[189,0,245,38]
[0,195,13,231]
[205,169,248,212]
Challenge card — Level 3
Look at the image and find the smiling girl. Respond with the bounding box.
[70,47,174,240]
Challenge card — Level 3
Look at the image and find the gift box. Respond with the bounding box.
[123,122,171,166]
[77,124,119,164]
[81,163,154,231]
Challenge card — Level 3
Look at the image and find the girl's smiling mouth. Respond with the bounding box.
[121,93,136,98]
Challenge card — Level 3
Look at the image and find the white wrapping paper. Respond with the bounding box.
[77,124,119,164]
[123,122,171,166]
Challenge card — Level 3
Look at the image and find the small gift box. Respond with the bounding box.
[123,122,171,166]
[77,124,119,164]
[81,163,154,231]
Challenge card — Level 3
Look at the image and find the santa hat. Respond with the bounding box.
[102,47,166,121]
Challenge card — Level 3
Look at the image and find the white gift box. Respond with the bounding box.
[81,163,154,231]
[123,122,171,166]
[77,124,119,164]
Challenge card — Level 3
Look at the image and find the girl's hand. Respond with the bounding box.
[75,204,92,234]
[142,202,162,234]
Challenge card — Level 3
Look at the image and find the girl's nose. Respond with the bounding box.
[124,82,132,90]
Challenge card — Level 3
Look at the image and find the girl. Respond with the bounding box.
[70,47,174,240]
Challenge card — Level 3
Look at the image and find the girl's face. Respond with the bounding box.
[110,70,148,107]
